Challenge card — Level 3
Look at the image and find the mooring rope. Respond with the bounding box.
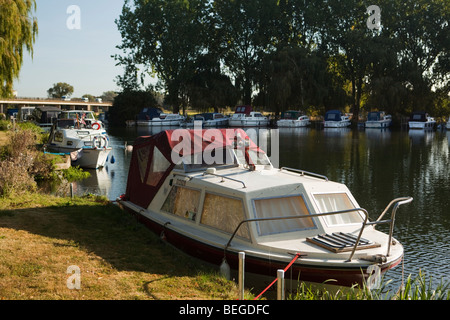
[254,252,302,300]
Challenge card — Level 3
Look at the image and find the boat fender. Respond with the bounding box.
[92,122,101,130]
[110,155,115,164]
[360,254,387,263]
[220,258,231,280]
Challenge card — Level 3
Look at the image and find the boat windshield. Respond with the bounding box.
[367,112,380,121]
[325,112,341,121]
[253,195,316,236]
[59,111,95,120]
[174,148,238,172]
[313,193,363,226]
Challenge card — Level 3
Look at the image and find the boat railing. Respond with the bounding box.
[367,196,413,256]
[280,167,329,182]
[202,171,247,188]
[225,197,413,262]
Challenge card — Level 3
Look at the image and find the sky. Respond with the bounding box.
[13,0,126,98]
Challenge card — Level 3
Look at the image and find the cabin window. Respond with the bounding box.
[253,196,315,236]
[313,193,363,226]
[200,193,250,240]
[137,145,151,183]
[161,186,201,221]
[248,150,271,166]
[146,146,171,187]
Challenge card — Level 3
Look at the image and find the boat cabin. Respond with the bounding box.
[409,111,430,122]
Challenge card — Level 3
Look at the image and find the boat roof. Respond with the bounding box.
[125,129,264,208]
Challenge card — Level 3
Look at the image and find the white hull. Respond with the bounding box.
[365,120,392,128]
[228,119,269,127]
[137,120,183,127]
[324,121,351,128]
[277,120,310,127]
[183,119,229,128]
[408,121,436,130]
[71,147,112,169]
[47,145,112,169]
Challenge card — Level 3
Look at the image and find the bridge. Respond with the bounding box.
[0,97,113,115]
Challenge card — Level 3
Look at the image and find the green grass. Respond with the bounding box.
[0,193,243,300]
[0,192,448,300]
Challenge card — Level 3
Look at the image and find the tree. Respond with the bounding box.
[47,82,74,99]
[186,54,238,112]
[109,89,157,126]
[115,0,211,114]
[213,0,282,105]
[100,91,118,102]
[0,0,38,97]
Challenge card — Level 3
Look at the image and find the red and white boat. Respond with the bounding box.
[117,128,412,288]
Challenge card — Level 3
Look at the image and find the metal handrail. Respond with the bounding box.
[224,208,369,262]
[280,167,329,181]
[202,171,247,188]
[224,197,413,262]
[376,197,413,256]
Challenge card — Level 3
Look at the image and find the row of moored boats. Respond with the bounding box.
[127,106,444,130]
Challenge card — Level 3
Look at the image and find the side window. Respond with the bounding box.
[137,145,151,183]
[161,186,201,221]
[200,193,250,240]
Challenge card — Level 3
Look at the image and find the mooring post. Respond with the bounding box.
[277,269,285,300]
[238,252,245,300]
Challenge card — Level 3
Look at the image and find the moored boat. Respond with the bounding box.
[408,111,436,130]
[365,111,392,129]
[323,110,351,128]
[138,113,185,127]
[117,128,412,288]
[228,106,269,127]
[46,110,112,169]
[277,111,310,128]
[183,113,229,127]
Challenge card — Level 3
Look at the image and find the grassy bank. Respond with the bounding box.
[0,194,259,300]
[1,193,449,300]
[0,193,243,300]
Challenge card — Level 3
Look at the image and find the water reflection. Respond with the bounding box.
[73,126,450,290]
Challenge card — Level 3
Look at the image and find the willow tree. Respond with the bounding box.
[0,0,38,97]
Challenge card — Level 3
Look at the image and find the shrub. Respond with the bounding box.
[0,127,51,197]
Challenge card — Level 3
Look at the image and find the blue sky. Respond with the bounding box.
[13,0,126,98]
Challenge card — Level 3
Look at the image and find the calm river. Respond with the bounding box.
[73,125,450,290]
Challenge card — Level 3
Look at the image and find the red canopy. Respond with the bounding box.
[125,128,262,208]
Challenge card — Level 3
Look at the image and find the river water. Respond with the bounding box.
[73,125,450,291]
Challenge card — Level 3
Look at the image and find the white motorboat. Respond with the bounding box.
[117,128,412,288]
[137,113,185,127]
[183,113,229,127]
[228,106,269,127]
[408,111,436,130]
[46,110,112,169]
[323,110,351,128]
[365,111,392,129]
[277,111,310,127]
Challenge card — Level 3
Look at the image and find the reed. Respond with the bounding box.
[288,273,450,300]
